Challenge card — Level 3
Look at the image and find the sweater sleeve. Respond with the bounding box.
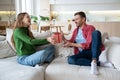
[14,28,49,45]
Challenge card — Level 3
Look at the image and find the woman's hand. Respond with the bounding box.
[47,36,56,45]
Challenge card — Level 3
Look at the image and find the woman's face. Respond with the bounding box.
[22,14,31,27]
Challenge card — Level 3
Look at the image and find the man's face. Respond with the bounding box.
[74,15,85,27]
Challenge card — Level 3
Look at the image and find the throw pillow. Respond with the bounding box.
[102,32,109,43]
[0,40,16,58]
[6,28,15,50]
[99,47,108,63]
[108,43,120,71]
[99,39,113,63]
[99,32,109,62]
[0,35,6,41]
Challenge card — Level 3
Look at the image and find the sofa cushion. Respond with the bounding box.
[0,56,46,80]
[109,36,120,43]
[0,40,16,58]
[108,43,120,71]
[0,35,6,41]
[45,57,120,80]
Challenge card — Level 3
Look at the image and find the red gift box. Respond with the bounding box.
[52,32,62,43]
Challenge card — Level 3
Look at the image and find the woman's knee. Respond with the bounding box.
[46,45,55,51]
[48,45,55,55]
[40,45,55,60]
[17,56,35,66]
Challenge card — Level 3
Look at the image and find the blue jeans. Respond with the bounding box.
[17,45,55,66]
[68,30,102,66]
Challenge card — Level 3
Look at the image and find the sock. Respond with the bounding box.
[91,62,99,75]
[34,64,40,67]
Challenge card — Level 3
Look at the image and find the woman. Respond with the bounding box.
[11,12,55,66]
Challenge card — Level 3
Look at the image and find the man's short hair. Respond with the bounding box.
[74,11,86,21]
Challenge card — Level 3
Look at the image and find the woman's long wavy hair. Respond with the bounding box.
[11,12,34,48]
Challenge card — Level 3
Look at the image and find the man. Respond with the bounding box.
[61,11,104,75]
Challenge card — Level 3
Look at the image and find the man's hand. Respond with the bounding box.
[63,41,73,47]
[47,37,56,45]
[64,41,83,48]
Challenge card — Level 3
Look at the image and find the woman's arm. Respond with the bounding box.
[14,29,49,45]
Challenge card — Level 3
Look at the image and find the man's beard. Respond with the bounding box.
[76,23,83,27]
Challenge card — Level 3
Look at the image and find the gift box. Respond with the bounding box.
[52,32,62,43]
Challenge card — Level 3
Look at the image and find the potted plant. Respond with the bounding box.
[39,16,49,21]
[30,15,39,32]
[31,15,50,32]
[31,15,38,23]
[39,16,50,26]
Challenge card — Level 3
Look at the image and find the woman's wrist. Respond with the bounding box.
[47,37,51,42]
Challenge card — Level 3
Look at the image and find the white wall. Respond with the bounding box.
[0,0,15,11]
[50,0,120,4]
[0,0,15,21]
[15,0,50,17]
[50,0,120,22]
[15,0,33,16]
[50,0,120,12]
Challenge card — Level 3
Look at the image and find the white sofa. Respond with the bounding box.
[0,35,48,80]
[0,28,52,80]
[0,28,120,80]
[0,56,46,80]
[45,37,120,80]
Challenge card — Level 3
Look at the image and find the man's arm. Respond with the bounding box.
[71,43,83,48]
[62,34,68,43]
[63,41,83,49]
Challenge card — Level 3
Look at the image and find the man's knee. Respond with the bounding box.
[92,30,101,35]
[92,30,101,37]
[67,56,76,64]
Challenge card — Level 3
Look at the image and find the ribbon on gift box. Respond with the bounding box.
[52,32,62,43]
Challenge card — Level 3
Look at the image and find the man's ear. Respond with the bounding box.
[82,17,86,22]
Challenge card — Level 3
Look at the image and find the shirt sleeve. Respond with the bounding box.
[69,28,77,42]
[14,29,49,45]
[81,26,95,49]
